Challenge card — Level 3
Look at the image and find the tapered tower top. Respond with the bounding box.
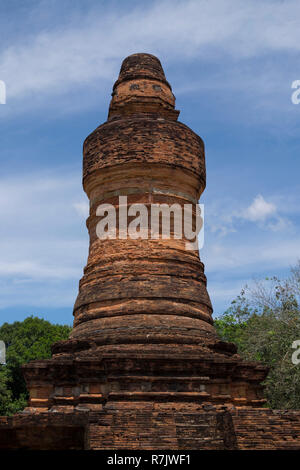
[114,53,170,88]
[108,53,179,121]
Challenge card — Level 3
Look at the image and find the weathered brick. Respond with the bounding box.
[0,53,299,450]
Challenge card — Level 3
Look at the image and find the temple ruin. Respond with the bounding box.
[1,54,300,450]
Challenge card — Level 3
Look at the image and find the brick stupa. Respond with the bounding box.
[1,54,300,450]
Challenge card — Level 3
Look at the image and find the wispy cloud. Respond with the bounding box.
[1,0,300,103]
[203,237,300,274]
[0,170,88,308]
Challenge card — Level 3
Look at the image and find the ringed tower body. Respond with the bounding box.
[0,54,283,451]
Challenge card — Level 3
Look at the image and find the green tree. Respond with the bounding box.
[0,316,71,415]
[215,261,300,409]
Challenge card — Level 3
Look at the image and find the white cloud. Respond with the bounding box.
[243,194,276,222]
[207,193,292,236]
[198,187,300,309]
[0,170,88,308]
[240,195,291,232]
[0,260,78,280]
[1,0,300,102]
[203,237,300,274]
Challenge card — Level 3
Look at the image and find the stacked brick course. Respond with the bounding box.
[0,53,299,450]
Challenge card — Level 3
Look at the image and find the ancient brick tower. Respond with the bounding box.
[22,53,267,411]
[1,54,300,450]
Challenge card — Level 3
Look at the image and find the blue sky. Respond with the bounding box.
[0,0,299,326]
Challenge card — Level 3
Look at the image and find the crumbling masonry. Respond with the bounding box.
[1,54,300,450]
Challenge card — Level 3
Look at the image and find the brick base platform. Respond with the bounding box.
[1,405,300,450]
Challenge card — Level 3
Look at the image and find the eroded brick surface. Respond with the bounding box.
[0,53,298,450]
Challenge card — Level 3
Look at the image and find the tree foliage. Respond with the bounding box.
[0,316,71,415]
[215,261,300,409]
